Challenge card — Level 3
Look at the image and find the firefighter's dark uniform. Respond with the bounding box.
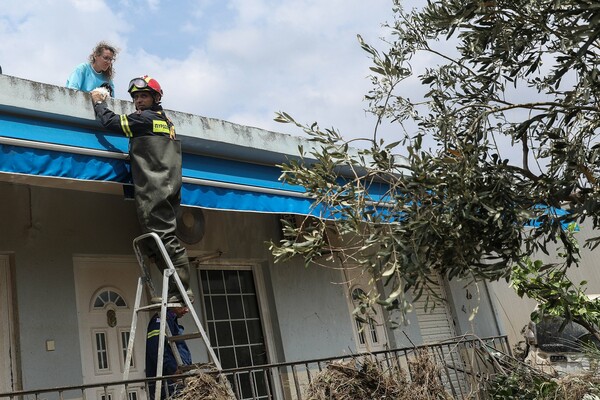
[146,310,192,400]
[93,101,190,296]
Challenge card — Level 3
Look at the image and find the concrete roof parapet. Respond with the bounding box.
[0,74,342,165]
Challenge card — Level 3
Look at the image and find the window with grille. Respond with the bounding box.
[199,269,271,400]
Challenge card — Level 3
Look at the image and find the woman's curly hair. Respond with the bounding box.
[88,41,119,80]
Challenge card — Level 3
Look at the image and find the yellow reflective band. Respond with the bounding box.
[147,329,160,339]
[120,114,133,138]
[152,120,170,135]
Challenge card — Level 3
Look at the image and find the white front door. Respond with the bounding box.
[343,266,389,353]
[74,257,148,400]
[0,255,16,394]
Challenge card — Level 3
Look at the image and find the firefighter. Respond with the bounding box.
[91,76,192,303]
[146,306,192,400]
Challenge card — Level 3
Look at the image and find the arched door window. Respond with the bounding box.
[89,287,135,374]
[92,289,127,310]
[351,287,381,348]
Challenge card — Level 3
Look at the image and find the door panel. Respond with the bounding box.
[343,266,389,352]
[74,257,147,400]
[0,255,16,394]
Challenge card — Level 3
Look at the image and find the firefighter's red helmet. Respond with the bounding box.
[127,75,163,98]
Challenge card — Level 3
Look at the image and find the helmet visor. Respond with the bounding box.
[128,77,148,92]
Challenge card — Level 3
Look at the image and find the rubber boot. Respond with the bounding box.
[170,254,194,302]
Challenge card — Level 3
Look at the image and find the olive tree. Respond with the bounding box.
[270,0,600,325]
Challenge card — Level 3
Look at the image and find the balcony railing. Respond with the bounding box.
[0,335,511,400]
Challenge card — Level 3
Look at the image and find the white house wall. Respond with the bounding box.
[0,181,363,390]
[446,279,504,339]
[1,183,138,389]
[488,222,600,348]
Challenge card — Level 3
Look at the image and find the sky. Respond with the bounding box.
[0,0,409,143]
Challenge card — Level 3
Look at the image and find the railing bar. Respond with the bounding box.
[384,352,391,376]
[1,336,513,400]
[470,341,482,395]
[504,336,512,356]
[393,350,401,375]
[249,370,258,400]
[232,372,242,400]
[144,381,149,400]
[291,365,302,400]
[264,368,273,399]
[390,350,398,379]
[439,344,459,397]
[433,345,456,397]
[446,344,467,398]
[277,366,287,400]
[404,348,413,381]
[4,337,512,394]
[374,354,383,371]
[103,385,109,400]
[454,343,469,398]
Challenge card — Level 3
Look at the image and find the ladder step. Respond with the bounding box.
[167,332,207,342]
[178,362,219,373]
[136,302,186,312]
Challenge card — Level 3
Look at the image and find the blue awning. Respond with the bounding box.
[0,113,319,215]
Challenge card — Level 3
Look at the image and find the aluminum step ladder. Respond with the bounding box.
[122,232,222,400]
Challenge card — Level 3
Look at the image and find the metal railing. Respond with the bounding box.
[0,335,511,400]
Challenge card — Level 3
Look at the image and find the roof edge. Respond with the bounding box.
[0,74,315,165]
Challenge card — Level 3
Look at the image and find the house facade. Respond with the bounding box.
[0,75,504,399]
[487,221,600,348]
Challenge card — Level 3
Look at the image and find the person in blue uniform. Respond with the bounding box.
[90,75,192,303]
[145,306,192,400]
[67,41,117,96]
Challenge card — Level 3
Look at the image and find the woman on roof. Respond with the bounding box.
[66,41,118,96]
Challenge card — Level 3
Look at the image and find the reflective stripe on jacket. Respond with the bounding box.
[93,102,175,139]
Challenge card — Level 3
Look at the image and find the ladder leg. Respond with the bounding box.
[121,277,145,400]
[154,270,171,400]
[132,234,158,296]
[171,270,223,371]
[123,277,144,381]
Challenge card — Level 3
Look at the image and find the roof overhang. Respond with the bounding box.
[0,75,324,215]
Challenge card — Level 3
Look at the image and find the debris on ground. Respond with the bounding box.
[172,371,235,400]
[552,373,600,400]
[483,347,600,400]
[304,349,453,400]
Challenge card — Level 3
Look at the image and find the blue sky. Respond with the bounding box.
[0,0,408,142]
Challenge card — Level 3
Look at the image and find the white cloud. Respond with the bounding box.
[0,0,394,143]
[70,0,107,12]
[0,1,128,86]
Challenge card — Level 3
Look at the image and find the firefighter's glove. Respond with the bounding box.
[91,87,109,104]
